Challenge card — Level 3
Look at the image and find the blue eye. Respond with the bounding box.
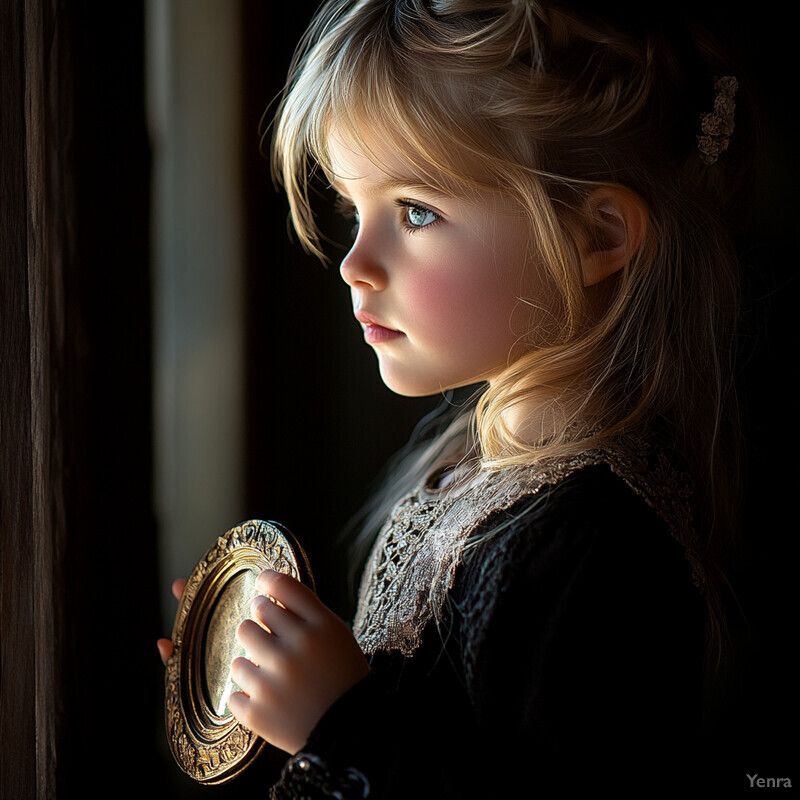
[398,200,440,231]
[406,205,437,227]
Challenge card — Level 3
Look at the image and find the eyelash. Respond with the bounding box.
[334,195,360,238]
[334,196,442,236]
[395,199,441,234]
[334,194,357,220]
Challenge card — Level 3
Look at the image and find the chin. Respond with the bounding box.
[377,364,479,398]
[382,379,443,399]
[377,366,443,398]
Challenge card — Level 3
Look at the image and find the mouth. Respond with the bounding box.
[354,310,404,344]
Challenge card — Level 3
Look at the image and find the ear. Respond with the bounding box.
[579,187,648,287]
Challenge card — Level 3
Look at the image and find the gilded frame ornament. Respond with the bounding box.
[165,519,314,784]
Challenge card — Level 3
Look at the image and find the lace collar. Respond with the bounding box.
[353,437,698,657]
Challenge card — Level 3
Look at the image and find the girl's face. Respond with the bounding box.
[329,132,543,397]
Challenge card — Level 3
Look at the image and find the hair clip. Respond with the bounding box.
[697,76,738,165]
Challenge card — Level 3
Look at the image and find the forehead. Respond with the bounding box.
[324,123,496,206]
[326,131,429,196]
[327,126,438,187]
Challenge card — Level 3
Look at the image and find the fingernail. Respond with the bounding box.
[258,569,278,580]
[252,594,267,613]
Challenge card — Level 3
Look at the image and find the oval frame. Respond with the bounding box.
[165,519,314,784]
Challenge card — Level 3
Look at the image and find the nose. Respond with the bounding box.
[339,234,388,292]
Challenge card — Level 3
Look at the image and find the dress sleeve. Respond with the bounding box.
[268,671,404,799]
[459,464,707,793]
[270,465,707,798]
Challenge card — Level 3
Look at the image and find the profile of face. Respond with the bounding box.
[328,132,544,397]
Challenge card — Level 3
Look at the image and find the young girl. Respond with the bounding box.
[169,0,751,795]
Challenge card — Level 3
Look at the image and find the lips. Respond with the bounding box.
[354,310,404,344]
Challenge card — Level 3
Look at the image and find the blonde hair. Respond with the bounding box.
[271,0,748,675]
[274,1,742,503]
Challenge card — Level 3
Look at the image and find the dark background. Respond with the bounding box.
[61,1,435,795]
[1,1,796,797]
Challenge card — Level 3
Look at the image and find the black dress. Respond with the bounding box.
[270,453,707,799]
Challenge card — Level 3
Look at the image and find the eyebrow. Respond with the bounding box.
[329,176,452,202]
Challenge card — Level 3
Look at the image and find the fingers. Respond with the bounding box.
[158,580,186,666]
[234,577,313,669]
[230,655,271,699]
[227,689,253,732]
[227,686,283,750]
[236,616,285,668]
[229,657,279,737]
[250,593,303,637]
[255,570,319,622]
[157,638,174,665]
[172,578,187,601]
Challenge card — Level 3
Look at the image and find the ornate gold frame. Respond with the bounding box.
[165,519,314,784]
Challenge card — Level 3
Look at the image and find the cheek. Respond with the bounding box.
[404,260,518,348]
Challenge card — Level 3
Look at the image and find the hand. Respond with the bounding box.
[156,578,187,665]
[229,570,370,755]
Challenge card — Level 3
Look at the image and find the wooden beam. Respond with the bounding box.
[1,1,68,796]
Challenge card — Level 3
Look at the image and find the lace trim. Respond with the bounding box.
[353,438,699,658]
[270,753,370,800]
